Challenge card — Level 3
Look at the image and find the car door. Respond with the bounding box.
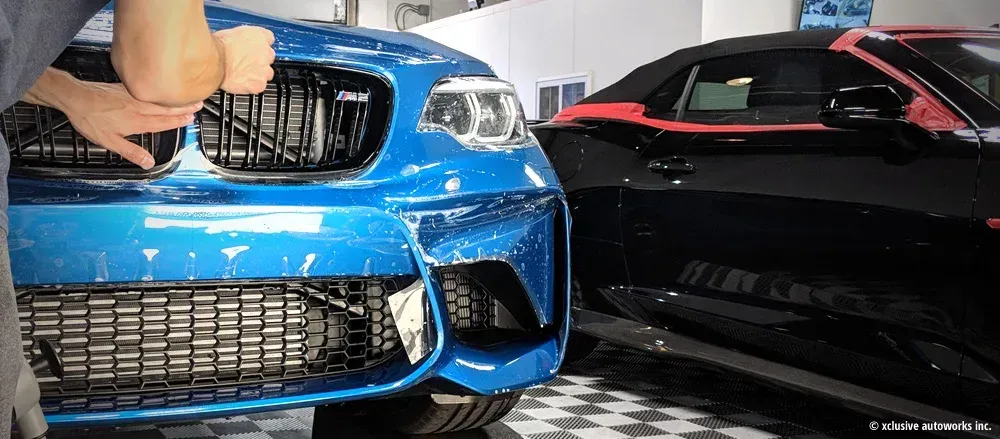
[620,48,978,413]
[901,33,1000,423]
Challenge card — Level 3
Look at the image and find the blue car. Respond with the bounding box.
[2,2,569,434]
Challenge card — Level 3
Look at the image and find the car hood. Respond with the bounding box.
[73,1,491,75]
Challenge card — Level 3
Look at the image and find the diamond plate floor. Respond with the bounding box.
[42,343,932,439]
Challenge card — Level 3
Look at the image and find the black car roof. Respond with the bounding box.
[580,28,852,105]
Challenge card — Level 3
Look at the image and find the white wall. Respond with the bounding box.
[701,0,800,43]
[359,0,507,29]
[221,0,345,21]
[358,0,390,28]
[413,0,702,119]
[871,0,1000,27]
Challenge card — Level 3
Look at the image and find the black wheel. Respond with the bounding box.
[564,330,599,364]
[378,392,523,435]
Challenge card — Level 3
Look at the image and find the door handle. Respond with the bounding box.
[648,157,696,176]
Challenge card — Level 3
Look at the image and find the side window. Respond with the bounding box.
[680,50,912,125]
[645,67,693,121]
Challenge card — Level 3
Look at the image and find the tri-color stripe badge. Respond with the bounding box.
[336,91,370,103]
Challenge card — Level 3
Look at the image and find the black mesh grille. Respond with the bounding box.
[42,380,316,415]
[18,277,410,399]
[39,372,398,415]
[197,66,390,173]
[438,268,497,330]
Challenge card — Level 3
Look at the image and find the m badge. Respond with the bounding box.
[336,91,370,103]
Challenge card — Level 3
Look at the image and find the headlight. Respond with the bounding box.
[418,77,534,150]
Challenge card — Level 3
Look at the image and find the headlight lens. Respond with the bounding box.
[418,77,533,150]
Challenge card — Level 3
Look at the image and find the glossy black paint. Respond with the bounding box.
[535,31,1000,422]
[967,127,1000,422]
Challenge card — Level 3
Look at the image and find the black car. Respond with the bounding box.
[533,26,1000,427]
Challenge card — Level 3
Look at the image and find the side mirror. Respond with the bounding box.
[818,85,939,150]
[818,85,907,129]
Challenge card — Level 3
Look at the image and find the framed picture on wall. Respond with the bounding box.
[799,0,874,30]
[536,72,592,121]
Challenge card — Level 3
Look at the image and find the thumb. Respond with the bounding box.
[102,135,155,170]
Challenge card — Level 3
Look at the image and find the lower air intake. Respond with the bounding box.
[438,268,498,331]
[18,277,411,403]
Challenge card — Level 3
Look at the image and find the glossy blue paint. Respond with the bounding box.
[17,2,570,426]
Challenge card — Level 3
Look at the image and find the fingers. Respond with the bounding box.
[139,113,196,133]
[266,47,276,66]
[138,100,203,116]
[259,27,275,45]
[216,25,277,96]
[222,66,274,95]
[103,135,155,170]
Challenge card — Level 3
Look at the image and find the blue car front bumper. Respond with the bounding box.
[9,124,569,425]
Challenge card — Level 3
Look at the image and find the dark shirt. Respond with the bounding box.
[0,0,107,232]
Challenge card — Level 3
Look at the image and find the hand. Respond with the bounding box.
[214,26,276,95]
[62,82,202,169]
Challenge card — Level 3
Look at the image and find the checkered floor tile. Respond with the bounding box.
[40,343,932,439]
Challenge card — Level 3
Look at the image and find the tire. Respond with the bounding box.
[384,391,523,435]
[564,330,599,364]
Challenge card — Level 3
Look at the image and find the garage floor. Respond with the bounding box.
[45,343,933,439]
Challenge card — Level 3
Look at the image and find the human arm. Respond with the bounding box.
[110,0,276,106]
[22,68,202,169]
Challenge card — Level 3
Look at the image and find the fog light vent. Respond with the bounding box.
[438,268,497,330]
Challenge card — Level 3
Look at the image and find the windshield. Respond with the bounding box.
[909,37,1000,105]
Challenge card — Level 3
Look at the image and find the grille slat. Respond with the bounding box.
[34,106,46,160]
[9,105,21,155]
[253,90,266,167]
[217,91,228,164]
[44,108,57,159]
[299,74,317,167]
[245,94,258,168]
[279,72,294,165]
[19,278,408,402]
[82,132,90,164]
[349,83,365,157]
[271,77,285,167]
[226,94,239,166]
[330,82,347,163]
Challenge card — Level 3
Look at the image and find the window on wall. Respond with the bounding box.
[537,73,592,120]
[646,50,912,125]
